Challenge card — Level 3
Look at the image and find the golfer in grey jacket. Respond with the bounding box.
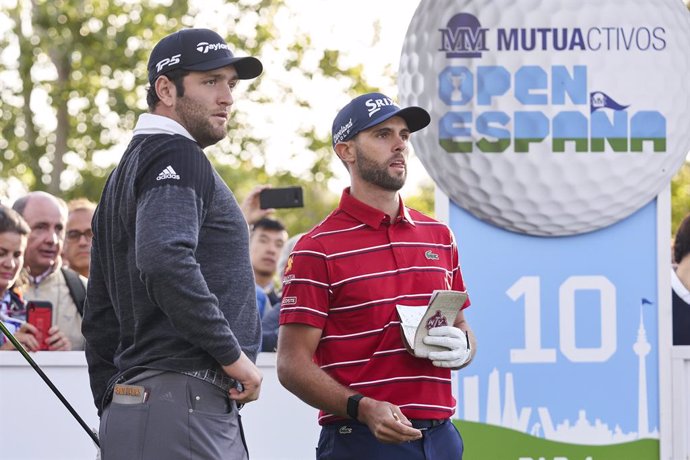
[83,28,263,460]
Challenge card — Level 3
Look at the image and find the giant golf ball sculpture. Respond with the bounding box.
[399,0,690,236]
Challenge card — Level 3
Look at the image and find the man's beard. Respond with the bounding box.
[175,96,226,148]
[354,145,406,191]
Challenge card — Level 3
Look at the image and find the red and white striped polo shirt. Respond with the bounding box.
[280,188,470,425]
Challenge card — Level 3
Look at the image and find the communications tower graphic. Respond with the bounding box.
[633,303,651,438]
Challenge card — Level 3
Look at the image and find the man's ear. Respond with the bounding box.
[334,141,355,167]
[155,76,177,107]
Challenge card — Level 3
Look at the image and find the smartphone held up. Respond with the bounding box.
[26,301,53,351]
[259,186,304,210]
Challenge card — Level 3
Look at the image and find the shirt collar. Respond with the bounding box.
[671,267,690,303]
[338,187,415,229]
[29,265,57,286]
[133,113,197,142]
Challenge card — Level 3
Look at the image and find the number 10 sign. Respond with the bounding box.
[446,198,663,460]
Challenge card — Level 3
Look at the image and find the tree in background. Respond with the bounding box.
[672,162,690,235]
[0,0,415,236]
[0,0,190,196]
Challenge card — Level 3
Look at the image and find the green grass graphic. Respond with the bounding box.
[454,420,659,460]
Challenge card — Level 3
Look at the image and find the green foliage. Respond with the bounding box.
[402,178,435,218]
[0,0,415,233]
[671,161,690,235]
[1,0,191,195]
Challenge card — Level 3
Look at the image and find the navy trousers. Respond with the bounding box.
[316,419,463,460]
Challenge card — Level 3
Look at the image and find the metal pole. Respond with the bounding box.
[0,320,100,447]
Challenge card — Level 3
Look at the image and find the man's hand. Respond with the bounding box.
[357,397,422,444]
[423,326,471,368]
[46,326,72,351]
[240,185,273,226]
[222,352,263,404]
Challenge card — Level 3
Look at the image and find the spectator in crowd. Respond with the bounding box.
[63,198,96,278]
[81,28,263,459]
[672,213,690,345]
[0,205,40,351]
[250,217,288,309]
[240,185,280,318]
[12,191,83,350]
[277,92,475,459]
[260,232,304,352]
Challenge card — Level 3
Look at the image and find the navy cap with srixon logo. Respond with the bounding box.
[147,28,263,85]
[331,92,431,148]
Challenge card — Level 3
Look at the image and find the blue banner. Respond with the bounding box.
[452,199,659,448]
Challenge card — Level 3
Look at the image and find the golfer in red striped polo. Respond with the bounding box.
[277,92,477,459]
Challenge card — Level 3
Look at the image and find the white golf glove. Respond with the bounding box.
[422,326,471,368]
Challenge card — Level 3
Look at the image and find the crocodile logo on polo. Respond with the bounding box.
[425,250,439,260]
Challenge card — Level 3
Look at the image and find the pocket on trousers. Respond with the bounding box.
[100,403,149,460]
[316,425,335,460]
[185,379,245,458]
[185,378,232,415]
[188,405,244,459]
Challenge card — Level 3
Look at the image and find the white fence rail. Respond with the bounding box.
[671,345,690,460]
[1,348,689,460]
[0,352,318,460]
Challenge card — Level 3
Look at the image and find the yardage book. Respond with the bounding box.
[396,290,468,358]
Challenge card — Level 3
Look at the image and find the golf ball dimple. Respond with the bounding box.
[399,0,690,236]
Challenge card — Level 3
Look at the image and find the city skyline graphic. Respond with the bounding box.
[453,304,659,445]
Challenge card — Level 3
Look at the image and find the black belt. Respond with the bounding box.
[410,419,448,430]
[325,418,448,430]
[181,369,238,393]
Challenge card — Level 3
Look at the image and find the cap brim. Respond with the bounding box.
[397,106,431,133]
[360,106,431,134]
[185,56,263,80]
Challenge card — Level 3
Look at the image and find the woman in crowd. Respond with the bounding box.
[0,204,39,350]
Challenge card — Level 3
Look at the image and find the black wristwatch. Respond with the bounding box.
[347,393,364,420]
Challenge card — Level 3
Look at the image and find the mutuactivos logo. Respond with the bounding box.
[196,42,230,54]
[439,13,667,55]
[435,12,668,154]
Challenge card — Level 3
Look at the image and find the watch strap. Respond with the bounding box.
[347,393,364,420]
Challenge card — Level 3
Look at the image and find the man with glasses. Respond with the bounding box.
[12,191,85,350]
[63,198,96,278]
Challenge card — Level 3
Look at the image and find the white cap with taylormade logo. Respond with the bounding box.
[147,28,263,85]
